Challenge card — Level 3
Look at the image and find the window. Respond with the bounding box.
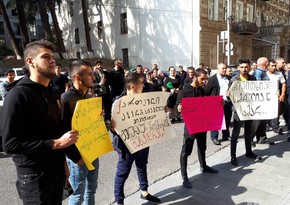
[75,28,80,44]
[11,9,18,16]
[13,23,21,35]
[208,0,218,21]
[0,22,4,35]
[246,4,253,22]
[236,1,243,22]
[97,20,102,39]
[37,25,44,38]
[69,1,74,17]
[29,24,37,37]
[223,0,227,22]
[120,12,128,34]
[122,48,129,68]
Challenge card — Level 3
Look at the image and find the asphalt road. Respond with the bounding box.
[0,122,230,205]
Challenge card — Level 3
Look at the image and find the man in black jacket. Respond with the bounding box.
[205,63,232,145]
[2,40,81,205]
[177,68,218,189]
[229,57,262,166]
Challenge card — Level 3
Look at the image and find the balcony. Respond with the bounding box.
[232,21,258,35]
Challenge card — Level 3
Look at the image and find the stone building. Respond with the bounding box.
[57,0,290,69]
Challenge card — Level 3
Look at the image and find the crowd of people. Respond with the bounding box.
[1,39,290,205]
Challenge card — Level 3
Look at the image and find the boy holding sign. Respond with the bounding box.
[111,72,161,205]
[177,68,218,189]
[61,60,99,205]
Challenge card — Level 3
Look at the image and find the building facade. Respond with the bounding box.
[57,0,290,69]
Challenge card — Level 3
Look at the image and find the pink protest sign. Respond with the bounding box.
[181,96,225,134]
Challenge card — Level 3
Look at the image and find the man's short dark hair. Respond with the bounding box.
[269,59,276,64]
[124,72,142,90]
[68,60,92,79]
[237,57,251,66]
[23,39,56,68]
[94,60,102,65]
[5,69,15,76]
[195,68,208,77]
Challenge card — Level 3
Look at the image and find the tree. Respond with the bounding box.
[15,0,30,47]
[38,0,54,42]
[81,0,92,52]
[0,0,21,58]
[47,0,65,54]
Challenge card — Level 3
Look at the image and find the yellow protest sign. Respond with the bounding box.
[72,97,113,170]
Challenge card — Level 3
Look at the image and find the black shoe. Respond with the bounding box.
[212,139,221,145]
[171,118,176,123]
[245,152,262,160]
[201,165,218,173]
[140,193,161,203]
[222,138,229,141]
[182,177,192,188]
[258,136,267,144]
[231,157,238,166]
[176,117,182,121]
[274,127,283,135]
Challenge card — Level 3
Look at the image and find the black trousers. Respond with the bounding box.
[180,125,207,179]
[16,167,65,205]
[230,111,259,158]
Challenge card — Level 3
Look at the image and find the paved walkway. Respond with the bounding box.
[116,129,290,205]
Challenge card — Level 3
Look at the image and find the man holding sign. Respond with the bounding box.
[111,72,161,205]
[61,60,99,205]
[229,57,262,166]
[177,69,218,189]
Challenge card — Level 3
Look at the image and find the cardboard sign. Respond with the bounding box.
[181,96,226,134]
[72,97,113,170]
[229,80,278,121]
[111,92,175,153]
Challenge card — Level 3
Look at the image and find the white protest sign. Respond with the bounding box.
[111,92,174,153]
[229,80,278,121]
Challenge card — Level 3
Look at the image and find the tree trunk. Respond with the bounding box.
[47,0,65,53]
[81,0,92,52]
[0,0,22,58]
[15,0,30,47]
[38,0,54,43]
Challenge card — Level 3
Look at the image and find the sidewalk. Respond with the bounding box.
[118,130,290,205]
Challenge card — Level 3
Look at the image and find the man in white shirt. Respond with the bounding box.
[267,59,286,135]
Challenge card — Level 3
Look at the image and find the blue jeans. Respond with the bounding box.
[67,158,99,205]
[114,148,149,204]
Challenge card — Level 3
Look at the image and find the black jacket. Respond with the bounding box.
[176,84,205,105]
[2,76,80,174]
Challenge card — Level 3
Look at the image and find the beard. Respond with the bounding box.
[36,63,56,79]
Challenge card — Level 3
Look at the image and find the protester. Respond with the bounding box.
[164,66,183,122]
[110,59,125,100]
[177,68,218,189]
[61,60,99,205]
[111,72,161,205]
[205,63,231,145]
[267,59,286,135]
[229,57,262,166]
[2,39,81,204]
[51,63,70,98]
[176,65,187,84]
[252,57,270,144]
[183,66,195,87]
[93,60,112,123]
[0,69,15,100]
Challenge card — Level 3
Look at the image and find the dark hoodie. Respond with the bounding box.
[2,76,80,174]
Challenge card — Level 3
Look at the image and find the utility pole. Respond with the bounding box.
[227,0,231,65]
